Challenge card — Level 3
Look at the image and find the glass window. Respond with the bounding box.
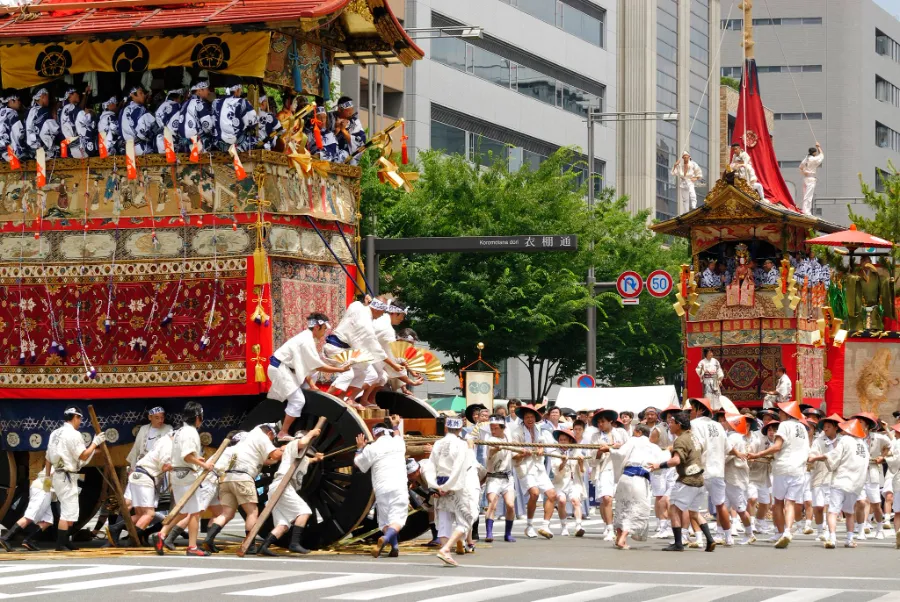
[431,121,466,156]
[515,0,556,26]
[802,17,822,24]
[561,3,603,47]
[780,18,803,25]
[471,46,510,88]
[470,133,508,165]
[779,161,802,168]
[431,37,467,72]
[523,149,545,171]
[516,64,556,106]
[876,168,890,193]
[560,83,595,118]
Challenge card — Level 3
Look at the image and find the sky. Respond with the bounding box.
[876,0,900,17]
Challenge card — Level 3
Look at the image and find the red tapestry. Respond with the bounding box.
[720,345,782,402]
[270,259,352,348]
[0,258,247,389]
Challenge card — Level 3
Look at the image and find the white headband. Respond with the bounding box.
[338,100,353,110]
[128,85,144,96]
[369,299,390,312]
[489,416,505,425]
[191,81,210,92]
[102,96,118,108]
[166,89,182,98]
[226,84,242,93]
[32,88,48,102]
[372,426,389,437]
[445,417,464,430]
[315,105,326,114]
[406,458,419,474]
[148,406,165,415]
[259,95,268,104]
[307,318,331,329]
[64,407,83,417]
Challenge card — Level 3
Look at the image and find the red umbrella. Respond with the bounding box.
[806,224,893,249]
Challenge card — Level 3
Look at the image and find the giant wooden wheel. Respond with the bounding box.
[239,391,374,550]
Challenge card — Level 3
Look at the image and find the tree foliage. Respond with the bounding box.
[359,148,688,400]
[852,167,900,263]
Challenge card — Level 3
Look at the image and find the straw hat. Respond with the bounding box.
[776,400,804,422]
[839,418,867,438]
[553,428,577,443]
[591,408,619,426]
[725,413,750,436]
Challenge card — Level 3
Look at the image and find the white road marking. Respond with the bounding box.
[326,577,482,600]
[421,579,568,602]
[645,586,755,602]
[0,565,70,575]
[228,573,392,596]
[529,583,658,602]
[36,568,226,592]
[136,570,299,593]
[0,565,138,587]
[761,590,844,602]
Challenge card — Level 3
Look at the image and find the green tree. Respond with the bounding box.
[360,148,688,399]
[852,167,900,262]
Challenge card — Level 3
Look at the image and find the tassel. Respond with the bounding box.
[161,311,173,327]
[125,140,137,180]
[199,334,210,350]
[252,248,271,285]
[35,148,46,188]
[255,361,265,383]
[18,351,25,366]
[104,319,111,333]
[189,136,201,163]
[313,120,324,150]
[60,139,69,158]
[401,121,409,165]
[98,133,108,158]
[7,145,20,170]
[163,127,176,163]
[229,144,247,180]
[50,341,58,354]
[57,344,67,357]
[29,350,37,364]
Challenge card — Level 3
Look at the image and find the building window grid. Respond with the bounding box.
[500,0,606,48]
[876,30,900,63]
[774,112,823,120]
[656,0,679,220]
[722,17,822,29]
[689,2,710,180]
[721,65,822,78]
[876,75,900,107]
[875,121,900,152]
[432,36,604,119]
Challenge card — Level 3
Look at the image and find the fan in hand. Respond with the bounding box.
[332,349,374,365]
[420,350,444,381]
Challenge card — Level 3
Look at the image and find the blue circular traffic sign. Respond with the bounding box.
[576,374,595,388]
[616,271,643,298]
[647,270,674,298]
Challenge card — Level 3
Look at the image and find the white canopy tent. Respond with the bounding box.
[555,386,739,416]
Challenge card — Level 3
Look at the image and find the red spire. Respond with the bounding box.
[731,59,798,212]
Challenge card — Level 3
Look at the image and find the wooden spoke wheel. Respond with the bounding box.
[239,391,374,550]
[0,452,20,527]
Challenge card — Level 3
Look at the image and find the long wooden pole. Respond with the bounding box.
[87,405,140,547]
[238,416,327,557]
[162,436,232,526]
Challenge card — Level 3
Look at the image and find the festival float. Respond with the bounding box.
[651,2,898,418]
[0,0,440,549]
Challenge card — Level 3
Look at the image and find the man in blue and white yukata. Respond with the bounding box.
[179,81,215,153]
[257,95,284,150]
[120,85,157,156]
[25,88,60,157]
[98,96,120,156]
[59,86,95,158]
[155,89,183,154]
[333,96,367,165]
[217,83,257,152]
[0,91,28,163]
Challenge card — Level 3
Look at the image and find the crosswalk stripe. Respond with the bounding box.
[0,565,69,575]
[529,583,658,602]
[136,570,298,593]
[0,565,139,588]
[36,568,226,593]
[642,586,754,602]
[870,593,900,601]
[228,573,392,597]
[420,579,569,602]
[761,590,844,602]
[325,577,483,600]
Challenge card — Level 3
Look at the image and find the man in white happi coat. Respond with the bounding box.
[258,427,325,556]
[152,401,216,557]
[649,405,678,538]
[747,401,810,549]
[513,405,558,540]
[722,413,755,545]
[354,422,409,558]
[552,428,587,537]
[359,300,420,405]
[672,151,703,211]
[110,430,174,545]
[809,413,841,541]
[730,143,767,202]
[202,424,283,553]
[325,296,388,405]
[853,413,890,541]
[763,367,792,409]
[0,452,56,552]
[483,415,517,543]
[46,406,106,551]
[590,408,628,541]
[268,312,350,440]
[431,417,484,566]
[407,457,441,546]
[749,411,776,534]
[885,423,900,548]
[810,418,869,548]
[126,406,173,470]
[689,399,735,545]
[798,143,824,215]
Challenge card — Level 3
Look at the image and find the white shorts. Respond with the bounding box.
[671,482,705,513]
[521,471,555,495]
[436,510,454,539]
[802,473,813,503]
[375,488,408,530]
[705,476,726,506]
[829,488,859,515]
[272,484,312,528]
[651,468,676,497]
[748,482,770,505]
[172,473,215,515]
[124,480,159,509]
[725,483,748,512]
[772,475,805,502]
[325,345,367,391]
[893,494,900,514]
[363,364,387,387]
[559,481,585,502]
[51,472,80,522]
[24,484,53,524]
[486,475,515,497]
[594,470,616,498]
[857,482,881,504]
[811,486,830,508]
[285,388,306,418]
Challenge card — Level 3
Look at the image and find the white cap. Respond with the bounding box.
[406,458,419,474]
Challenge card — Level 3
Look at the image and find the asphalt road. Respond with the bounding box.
[0,518,899,601]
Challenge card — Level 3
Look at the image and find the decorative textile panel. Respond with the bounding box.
[841,340,900,418]
[797,345,825,399]
[719,345,782,402]
[271,259,352,348]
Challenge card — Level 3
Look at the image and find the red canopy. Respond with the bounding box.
[806,224,894,248]
[731,59,799,212]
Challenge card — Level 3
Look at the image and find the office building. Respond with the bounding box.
[720,0,900,225]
